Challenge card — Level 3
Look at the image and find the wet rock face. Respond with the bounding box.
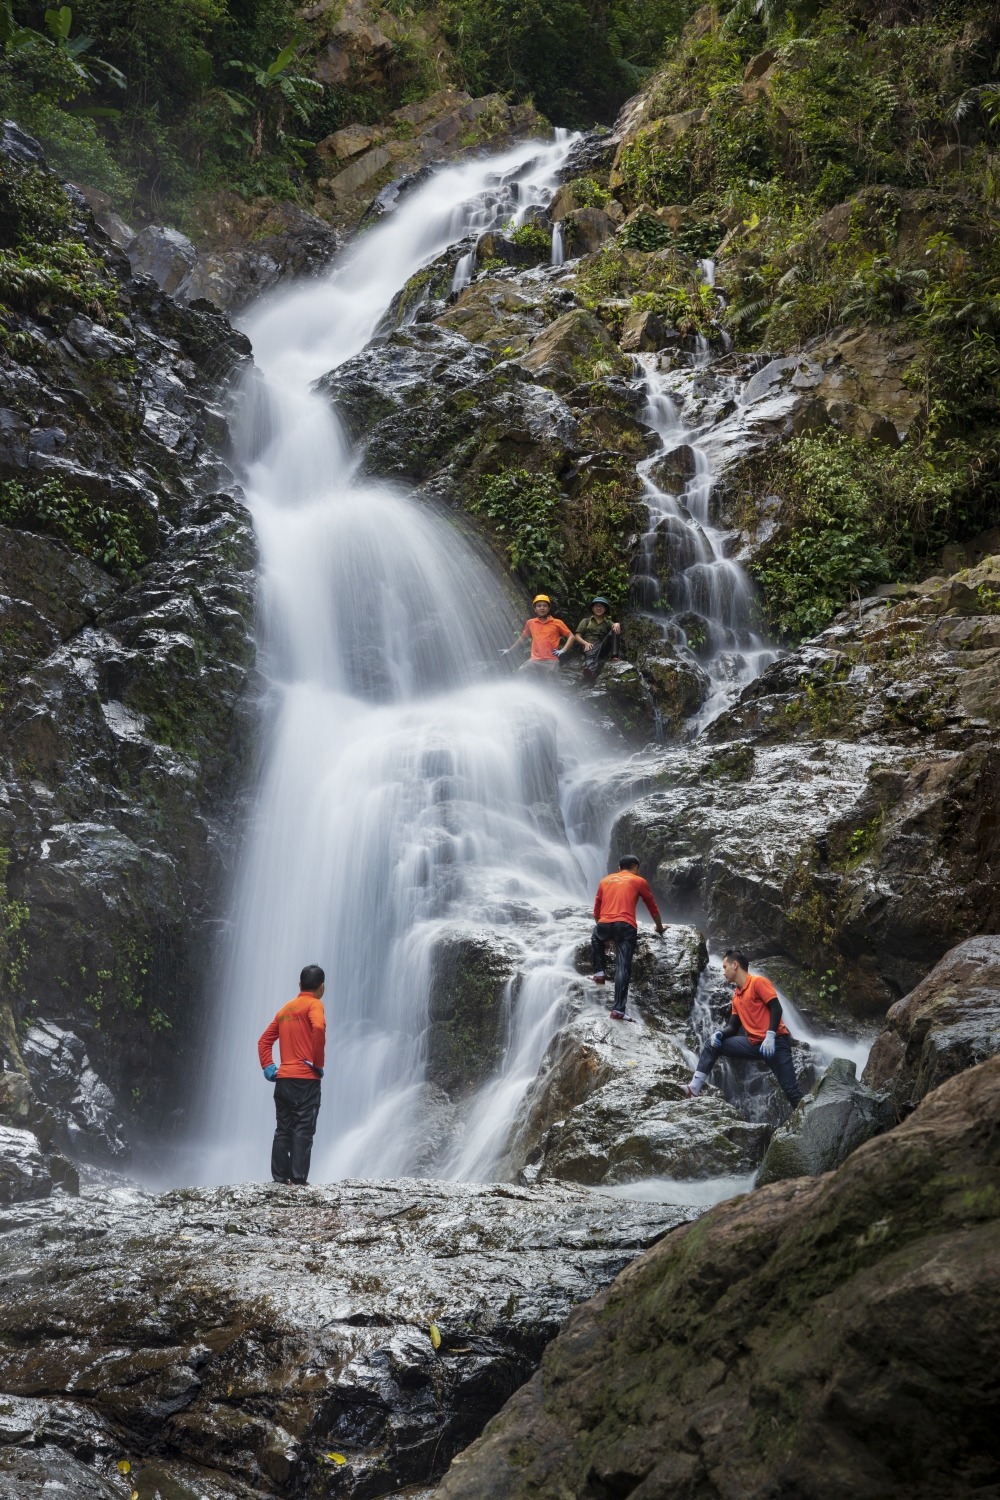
[21,1023,129,1162]
[863,935,1000,1114]
[755,1056,892,1185]
[0,1177,699,1498]
[497,925,769,1186]
[0,131,256,1156]
[435,1055,1000,1500]
[427,928,521,1094]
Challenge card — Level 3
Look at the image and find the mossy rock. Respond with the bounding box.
[426,928,521,1094]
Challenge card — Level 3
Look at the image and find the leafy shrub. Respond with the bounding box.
[618,212,673,251]
[0,155,119,322]
[506,221,551,257]
[467,468,566,594]
[744,430,992,640]
[0,477,147,573]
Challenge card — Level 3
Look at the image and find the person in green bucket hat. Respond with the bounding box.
[565,596,621,683]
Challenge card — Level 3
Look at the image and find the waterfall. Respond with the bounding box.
[196,137,600,1187]
[633,354,778,726]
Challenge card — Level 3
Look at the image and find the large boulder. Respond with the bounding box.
[755,1056,892,1185]
[22,1022,130,1164]
[434,1054,1000,1500]
[0,1124,51,1203]
[863,935,1000,1114]
[0,1178,705,1498]
[426,928,522,1094]
[520,309,631,394]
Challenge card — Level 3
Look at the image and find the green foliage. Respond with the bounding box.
[0,152,120,321]
[568,175,611,209]
[441,0,698,127]
[618,212,672,251]
[505,220,551,257]
[745,430,992,640]
[0,477,147,573]
[468,467,566,593]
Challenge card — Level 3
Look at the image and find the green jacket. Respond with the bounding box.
[576,614,614,646]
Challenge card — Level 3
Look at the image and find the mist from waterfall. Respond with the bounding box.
[195,136,619,1187]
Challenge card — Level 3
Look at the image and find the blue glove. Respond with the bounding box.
[263,1064,278,1081]
[712,1030,723,1048]
[760,1030,776,1059]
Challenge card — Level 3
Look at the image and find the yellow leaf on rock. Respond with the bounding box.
[429,1322,441,1349]
[117,1461,131,1474]
[327,1452,347,1465]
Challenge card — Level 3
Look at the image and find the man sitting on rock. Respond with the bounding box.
[683,949,803,1105]
[502,594,573,674]
[591,855,666,1020]
[568,595,621,684]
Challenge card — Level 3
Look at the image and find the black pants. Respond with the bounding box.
[271,1078,322,1184]
[696,1034,803,1105]
[591,921,637,1013]
[582,631,616,683]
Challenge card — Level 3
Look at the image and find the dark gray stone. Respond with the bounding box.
[755,1056,892,1185]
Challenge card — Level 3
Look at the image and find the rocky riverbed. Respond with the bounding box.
[0,1176,697,1499]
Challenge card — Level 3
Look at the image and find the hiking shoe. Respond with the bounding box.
[680,1084,697,1098]
[609,1009,625,1020]
[592,973,605,984]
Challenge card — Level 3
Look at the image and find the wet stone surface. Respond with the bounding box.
[0,1177,696,1498]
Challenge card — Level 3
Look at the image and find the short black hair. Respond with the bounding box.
[619,855,640,870]
[724,948,749,971]
[300,964,325,992]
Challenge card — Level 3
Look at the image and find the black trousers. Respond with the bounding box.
[271,1077,322,1184]
[696,1034,803,1105]
[591,921,638,1012]
[582,631,616,682]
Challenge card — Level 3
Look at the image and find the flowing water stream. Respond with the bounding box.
[194,139,866,1190]
[198,135,610,1186]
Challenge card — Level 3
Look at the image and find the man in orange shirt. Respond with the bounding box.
[591,855,666,1020]
[683,948,802,1105]
[258,964,327,1185]
[502,595,573,675]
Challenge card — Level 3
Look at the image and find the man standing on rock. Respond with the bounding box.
[502,595,573,675]
[258,965,326,1185]
[591,856,666,1021]
[683,949,803,1105]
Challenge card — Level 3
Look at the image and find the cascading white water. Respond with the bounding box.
[196,136,612,1187]
[632,348,778,725]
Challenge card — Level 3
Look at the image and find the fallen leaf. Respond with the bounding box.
[117,1460,131,1474]
[429,1322,441,1349]
[327,1452,347,1465]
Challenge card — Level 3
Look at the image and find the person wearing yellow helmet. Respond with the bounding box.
[501,594,572,674]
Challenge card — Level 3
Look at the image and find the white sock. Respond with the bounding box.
[593,971,604,978]
[689,1071,708,1095]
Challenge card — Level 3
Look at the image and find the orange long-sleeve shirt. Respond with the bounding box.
[593,870,661,929]
[258,991,326,1079]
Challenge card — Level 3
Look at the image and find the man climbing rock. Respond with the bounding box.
[258,964,327,1185]
[592,855,666,1020]
[570,595,620,683]
[683,949,803,1105]
[502,595,573,675]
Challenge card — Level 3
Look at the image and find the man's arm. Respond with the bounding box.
[310,998,326,1073]
[257,1017,279,1070]
[719,1006,741,1040]
[768,996,783,1032]
[638,878,665,934]
[593,882,603,922]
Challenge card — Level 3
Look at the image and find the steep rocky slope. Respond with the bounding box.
[434,1054,1000,1500]
[0,125,256,1165]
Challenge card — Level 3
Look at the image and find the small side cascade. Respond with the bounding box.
[551,221,565,265]
[631,336,779,728]
[450,249,477,293]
